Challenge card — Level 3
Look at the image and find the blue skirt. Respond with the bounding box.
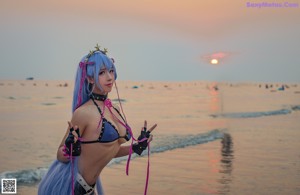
[38,158,104,195]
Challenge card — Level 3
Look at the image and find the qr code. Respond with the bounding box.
[1,179,17,194]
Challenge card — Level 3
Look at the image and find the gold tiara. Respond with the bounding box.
[85,44,108,62]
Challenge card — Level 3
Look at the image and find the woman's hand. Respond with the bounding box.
[63,121,81,158]
[133,120,157,155]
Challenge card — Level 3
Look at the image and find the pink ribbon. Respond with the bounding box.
[104,99,151,195]
[76,61,95,109]
[70,144,74,195]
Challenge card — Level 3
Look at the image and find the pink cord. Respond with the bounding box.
[104,98,151,195]
[115,82,128,122]
[145,142,150,195]
[70,144,74,195]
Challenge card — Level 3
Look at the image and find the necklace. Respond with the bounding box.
[90,93,107,101]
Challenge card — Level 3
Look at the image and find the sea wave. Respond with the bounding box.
[210,105,300,118]
[291,105,300,111]
[0,167,47,188]
[109,129,225,165]
[0,129,224,187]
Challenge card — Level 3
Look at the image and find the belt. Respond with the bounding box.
[75,173,95,195]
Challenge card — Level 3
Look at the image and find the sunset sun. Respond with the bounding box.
[210,59,218,65]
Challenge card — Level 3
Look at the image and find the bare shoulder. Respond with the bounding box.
[71,102,96,129]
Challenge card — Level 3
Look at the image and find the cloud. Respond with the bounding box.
[201,51,235,64]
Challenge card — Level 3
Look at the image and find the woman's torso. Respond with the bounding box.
[74,99,129,185]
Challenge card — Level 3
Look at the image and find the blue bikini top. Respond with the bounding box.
[81,98,131,144]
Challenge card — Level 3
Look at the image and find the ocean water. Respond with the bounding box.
[0,80,299,194]
[0,129,225,186]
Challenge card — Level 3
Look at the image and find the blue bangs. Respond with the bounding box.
[86,51,117,91]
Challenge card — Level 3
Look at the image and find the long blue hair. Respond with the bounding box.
[72,51,117,112]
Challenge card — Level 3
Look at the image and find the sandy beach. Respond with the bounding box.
[0,80,299,195]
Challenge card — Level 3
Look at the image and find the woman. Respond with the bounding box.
[38,45,157,195]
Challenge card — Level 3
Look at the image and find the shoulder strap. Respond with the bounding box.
[112,106,127,124]
[91,98,103,115]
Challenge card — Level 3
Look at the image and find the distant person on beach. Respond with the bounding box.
[265,84,269,89]
[38,45,157,195]
[278,85,285,91]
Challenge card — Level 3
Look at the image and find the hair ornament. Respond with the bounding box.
[84,44,109,63]
[77,61,95,108]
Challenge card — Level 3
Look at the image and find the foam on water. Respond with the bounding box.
[0,167,47,189]
[210,105,300,118]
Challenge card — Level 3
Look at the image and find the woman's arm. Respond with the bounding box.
[114,121,157,158]
[115,145,131,158]
[57,128,72,163]
[56,108,86,163]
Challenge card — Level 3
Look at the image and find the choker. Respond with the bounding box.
[90,93,107,101]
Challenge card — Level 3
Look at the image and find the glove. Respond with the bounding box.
[64,128,81,157]
[132,127,150,155]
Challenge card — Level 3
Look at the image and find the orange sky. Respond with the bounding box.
[0,0,299,81]
[3,0,297,38]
